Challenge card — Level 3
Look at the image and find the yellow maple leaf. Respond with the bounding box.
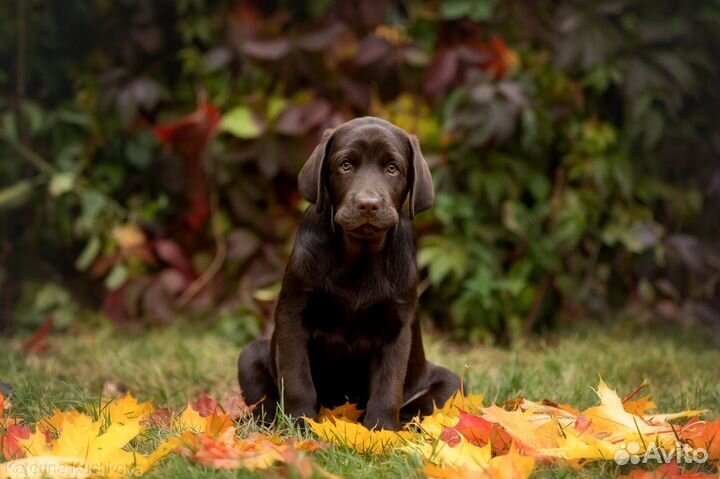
[103,395,154,425]
[18,430,49,457]
[487,443,535,479]
[0,456,91,479]
[424,463,488,479]
[307,417,416,454]
[535,426,617,463]
[480,405,558,454]
[416,411,459,439]
[39,410,94,435]
[623,396,657,416]
[438,391,485,417]
[318,402,364,422]
[18,403,177,479]
[175,404,207,433]
[439,439,492,469]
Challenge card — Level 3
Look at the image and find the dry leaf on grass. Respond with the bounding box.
[2,381,718,479]
[307,416,416,454]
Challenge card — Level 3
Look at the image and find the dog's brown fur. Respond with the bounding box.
[238,117,460,430]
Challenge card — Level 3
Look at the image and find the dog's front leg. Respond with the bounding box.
[274,282,317,421]
[363,319,412,431]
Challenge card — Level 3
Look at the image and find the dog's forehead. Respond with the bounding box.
[333,121,406,156]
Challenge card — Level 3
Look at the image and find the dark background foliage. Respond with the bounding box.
[1,0,719,343]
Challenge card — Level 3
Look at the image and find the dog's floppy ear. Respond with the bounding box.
[298,128,335,213]
[407,134,434,218]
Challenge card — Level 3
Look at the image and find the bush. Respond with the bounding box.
[1,0,719,341]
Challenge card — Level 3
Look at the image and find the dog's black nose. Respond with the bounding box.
[356,195,381,213]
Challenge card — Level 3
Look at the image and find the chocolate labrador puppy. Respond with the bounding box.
[238,117,460,430]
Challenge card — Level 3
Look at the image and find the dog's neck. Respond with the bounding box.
[340,230,389,259]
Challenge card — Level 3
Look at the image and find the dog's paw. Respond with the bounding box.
[362,414,400,431]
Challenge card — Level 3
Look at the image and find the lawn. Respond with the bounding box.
[1,322,718,478]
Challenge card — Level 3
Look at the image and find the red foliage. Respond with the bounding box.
[441,411,494,447]
[154,100,221,232]
[1,423,31,460]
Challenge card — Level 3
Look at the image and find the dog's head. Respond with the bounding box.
[298,117,434,239]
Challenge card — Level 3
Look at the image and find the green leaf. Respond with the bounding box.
[0,180,34,211]
[105,263,129,290]
[49,172,76,197]
[441,0,492,20]
[220,106,263,139]
[267,97,288,122]
[75,235,101,271]
[1,111,18,141]
[76,190,108,233]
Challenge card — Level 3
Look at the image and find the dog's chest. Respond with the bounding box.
[303,293,402,355]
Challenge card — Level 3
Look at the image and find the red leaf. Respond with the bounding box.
[144,407,174,428]
[275,100,332,136]
[296,22,346,51]
[1,424,31,460]
[221,395,252,420]
[192,393,219,418]
[242,37,291,60]
[339,76,371,111]
[154,100,221,232]
[154,239,195,275]
[441,411,494,447]
[465,36,518,80]
[575,413,592,434]
[439,427,461,447]
[154,101,221,147]
[354,36,392,67]
[102,286,132,324]
[424,47,459,97]
[22,319,53,355]
[184,196,211,232]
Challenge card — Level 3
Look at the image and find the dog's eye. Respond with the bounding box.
[339,159,353,172]
[386,163,399,175]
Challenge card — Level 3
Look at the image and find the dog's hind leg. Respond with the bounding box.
[238,339,278,425]
[399,363,461,423]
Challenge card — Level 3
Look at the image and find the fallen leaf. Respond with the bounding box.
[175,404,208,433]
[618,462,718,479]
[0,456,91,479]
[307,417,415,454]
[424,463,487,479]
[481,405,558,454]
[441,411,494,447]
[583,380,703,446]
[103,394,154,424]
[680,417,720,461]
[221,394,251,419]
[487,443,535,479]
[16,396,176,478]
[319,402,364,422]
[1,424,31,460]
[22,319,53,355]
[191,393,219,417]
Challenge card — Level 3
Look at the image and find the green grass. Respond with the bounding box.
[1,323,718,478]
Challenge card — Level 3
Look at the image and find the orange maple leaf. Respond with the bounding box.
[680,417,720,461]
[619,462,717,479]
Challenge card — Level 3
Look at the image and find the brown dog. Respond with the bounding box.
[238,117,460,430]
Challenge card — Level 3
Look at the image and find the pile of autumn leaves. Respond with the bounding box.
[1,380,718,478]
